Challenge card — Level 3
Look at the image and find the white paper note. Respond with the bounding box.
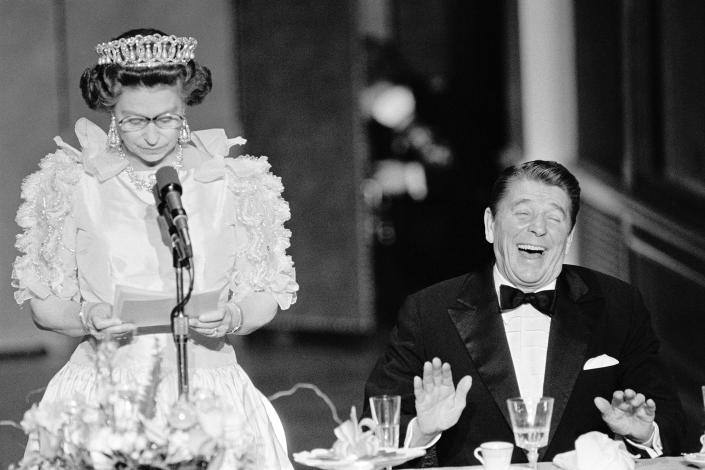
[113,285,224,328]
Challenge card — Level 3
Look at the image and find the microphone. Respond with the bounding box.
[152,184,173,249]
[155,166,193,260]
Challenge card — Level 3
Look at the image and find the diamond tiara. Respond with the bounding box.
[96,34,197,68]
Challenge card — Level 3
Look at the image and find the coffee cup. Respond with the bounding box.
[473,441,513,470]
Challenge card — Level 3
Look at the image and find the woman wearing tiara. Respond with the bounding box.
[12,28,298,468]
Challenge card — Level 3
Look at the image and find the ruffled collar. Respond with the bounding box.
[56,118,246,183]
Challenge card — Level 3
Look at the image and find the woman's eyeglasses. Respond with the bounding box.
[118,113,184,132]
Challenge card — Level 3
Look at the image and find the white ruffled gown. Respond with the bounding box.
[13,118,299,469]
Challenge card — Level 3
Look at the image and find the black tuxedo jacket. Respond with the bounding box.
[364,265,684,466]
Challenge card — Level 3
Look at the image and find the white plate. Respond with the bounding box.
[684,453,705,468]
[293,447,426,470]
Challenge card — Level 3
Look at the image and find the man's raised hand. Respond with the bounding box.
[594,388,656,443]
[414,357,472,437]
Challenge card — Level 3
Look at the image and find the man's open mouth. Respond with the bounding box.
[517,244,546,256]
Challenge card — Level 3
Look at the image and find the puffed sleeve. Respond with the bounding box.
[12,139,84,304]
[224,155,298,309]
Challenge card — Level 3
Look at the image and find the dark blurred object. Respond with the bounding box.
[361,37,495,327]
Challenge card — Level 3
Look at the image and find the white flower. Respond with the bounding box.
[166,430,195,463]
[142,415,169,446]
[21,401,65,435]
[86,427,114,456]
[89,450,116,470]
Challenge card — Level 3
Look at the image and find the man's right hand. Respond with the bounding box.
[414,357,472,439]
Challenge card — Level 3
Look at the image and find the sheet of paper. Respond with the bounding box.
[113,285,224,328]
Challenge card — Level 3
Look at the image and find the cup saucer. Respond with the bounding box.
[683,452,705,468]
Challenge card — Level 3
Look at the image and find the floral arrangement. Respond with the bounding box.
[5,338,255,470]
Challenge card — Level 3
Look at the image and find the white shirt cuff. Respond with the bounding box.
[623,422,663,458]
[403,417,442,449]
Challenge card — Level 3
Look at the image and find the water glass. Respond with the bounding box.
[369,394,401,451]
[506,397,554,470]
[701,386,705,453]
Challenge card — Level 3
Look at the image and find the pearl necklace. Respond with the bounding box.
[118,144,184,192]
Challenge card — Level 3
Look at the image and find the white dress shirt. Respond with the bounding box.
[494,267,553,402]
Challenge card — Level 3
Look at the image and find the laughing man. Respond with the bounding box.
[364,160,684,466]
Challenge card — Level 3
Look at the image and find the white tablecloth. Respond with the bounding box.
[427,456,688,470]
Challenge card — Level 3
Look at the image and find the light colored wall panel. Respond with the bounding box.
[0,2,67,353]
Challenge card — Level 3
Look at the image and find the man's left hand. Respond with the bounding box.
[594,389,656,442]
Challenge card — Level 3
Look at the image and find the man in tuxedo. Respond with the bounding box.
[364,160,684,465]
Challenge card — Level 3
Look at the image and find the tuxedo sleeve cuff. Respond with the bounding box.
[623,422,662,458]
[404,417,442,449]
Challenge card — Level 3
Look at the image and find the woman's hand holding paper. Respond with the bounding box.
[188,304,234,338]
[85,302,136,337]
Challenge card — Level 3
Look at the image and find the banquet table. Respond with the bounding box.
[425,456,693,469]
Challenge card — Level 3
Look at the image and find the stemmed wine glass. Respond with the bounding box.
[507,397,554,470]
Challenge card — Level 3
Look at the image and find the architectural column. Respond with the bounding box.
[518,0,577,166]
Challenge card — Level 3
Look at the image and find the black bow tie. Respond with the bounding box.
[499,285,556,316]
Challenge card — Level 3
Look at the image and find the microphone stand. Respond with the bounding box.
[171,245,191,398]
[154,185,193,399]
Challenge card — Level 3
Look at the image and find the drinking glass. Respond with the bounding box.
[700,386,705,453]
[369,394,401,451]
[506,397,554,470]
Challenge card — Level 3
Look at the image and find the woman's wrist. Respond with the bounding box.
[226,302,243,334]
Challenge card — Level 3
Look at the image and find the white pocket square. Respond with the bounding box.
[583,354,619,370]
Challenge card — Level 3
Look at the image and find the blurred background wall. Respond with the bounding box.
[1,0,704,462]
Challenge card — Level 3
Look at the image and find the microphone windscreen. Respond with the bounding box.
[151,183,162,206]
[155,166,181,195]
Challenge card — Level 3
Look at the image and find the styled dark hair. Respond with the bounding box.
[488,160,581,228]
[80,28,212,111]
